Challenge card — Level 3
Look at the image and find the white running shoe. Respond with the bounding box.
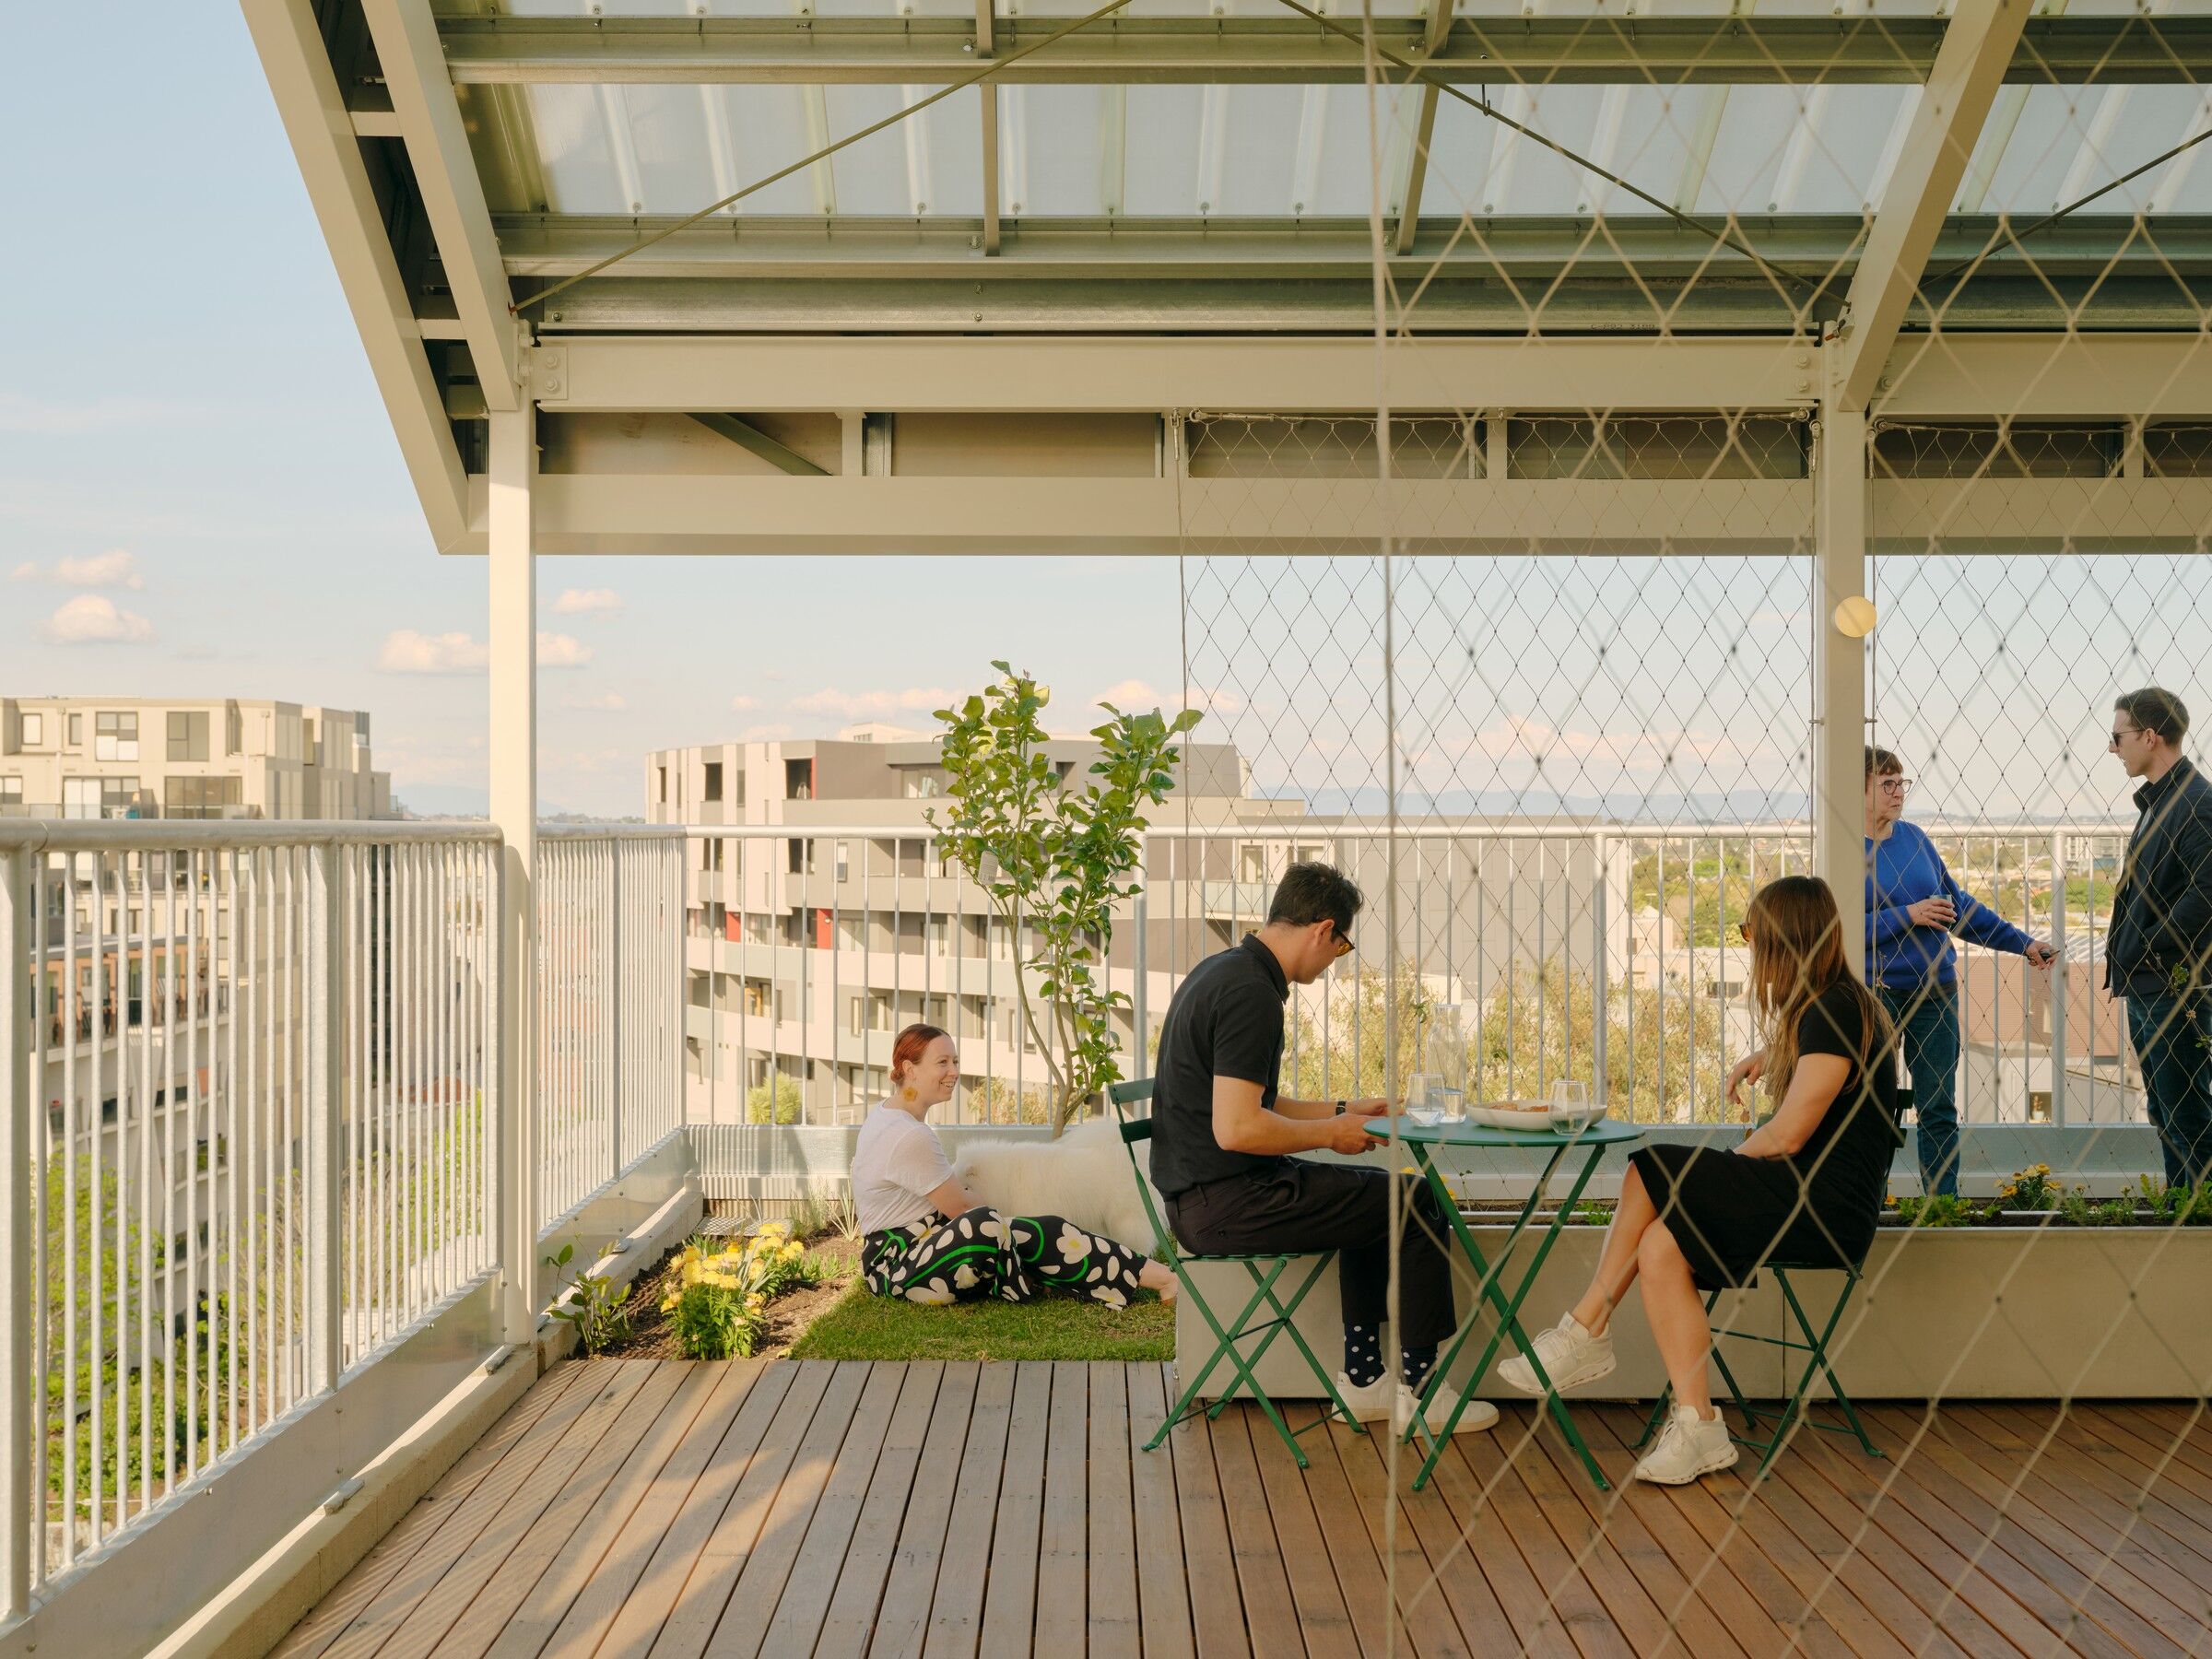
[1333,1372,1500,1435]
[1632,1404,1738,1486]
[1496,1312,1617,1396]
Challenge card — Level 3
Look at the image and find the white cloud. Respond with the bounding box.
[730,694,760,712]
[1097,678,1161,706]
[376,629,592,673]
[377,629,488,675]
[740,724,793,742]
[551,587,622,616]
[11,550,145,589]
[790,685,961,720]
[535,632,594,668]
[562,691,628,712]
[39,594,154,645]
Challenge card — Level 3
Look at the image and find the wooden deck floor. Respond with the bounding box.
[276,1359,2212,1658]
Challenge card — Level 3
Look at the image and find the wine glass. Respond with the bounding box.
[1548,1079,1591,1133]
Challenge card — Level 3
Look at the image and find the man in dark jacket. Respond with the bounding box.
[2106,688,2212,1188]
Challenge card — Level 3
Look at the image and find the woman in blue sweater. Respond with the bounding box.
[1865,747,2056,1194]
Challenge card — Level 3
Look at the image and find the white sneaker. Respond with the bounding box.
[1496,1312,1617,1397]
[1333,1372,1499,1435]
[1632,1404,1738,1486]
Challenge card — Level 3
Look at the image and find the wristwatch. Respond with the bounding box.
[1334,1099,1348,1115]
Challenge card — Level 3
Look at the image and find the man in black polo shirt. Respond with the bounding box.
[1150,862,1492,1435]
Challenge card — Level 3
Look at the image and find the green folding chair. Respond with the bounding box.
[1107,1078,1365,1469]
[1633,1257,1881,1478]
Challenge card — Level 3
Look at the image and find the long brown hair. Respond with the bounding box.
[1742,876,1892,1102]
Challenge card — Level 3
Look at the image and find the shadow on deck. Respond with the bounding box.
[275,1358,2212,1658]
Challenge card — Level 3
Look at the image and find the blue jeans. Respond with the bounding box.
[1879,982,1962,1197]
[2127,993,2212,1190]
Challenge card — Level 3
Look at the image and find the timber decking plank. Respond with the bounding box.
[757,1364,911,1659]
[1450,1412,1639,1659]
[1030,1362,1092,1657]
[1581,1409,1857,1659]
[814,1363,946,1659]
[1340,1417,1523,1658]
[1298,1416,1464,1659]
[1754,1418,2018,1659]
[708,1362,888,1659]
[1954,1405,2212,1589]
[1208,1406,1310,1659]
[402,1363,700,1659]
[1863,1406,2192,1659]
[645,1360,845,1659]
[319,1361,643,1659]
[919,1363,1018,1659]
[976,1364,1053,1659]
[1248,1406,1361,1659]
[1518,1412,1752,1659]
[272,1362,592,1659]
[486,1362,760,1659]
[1087,1362,1145,1659]
[1125,1361,1197,1659]
[1510,1411,1737,1659]
[562,1361,798,1659]
[1785,1405,2128,1659]
[1164,1370,1255,1659]
[531,1362,782,1659]
[862,1361,981,1659]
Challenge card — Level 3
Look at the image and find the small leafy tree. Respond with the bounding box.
[929,662,1200,1134]
[746,1073,805,1125]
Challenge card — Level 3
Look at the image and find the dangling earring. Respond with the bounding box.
[901,1085,918,1101]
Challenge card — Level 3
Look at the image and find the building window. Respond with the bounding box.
[95,712,138,762]
[167,711,210,762]
[165,776,241,820]
[0,777,19,809]
[18,713,42,747]
[225,704,242,756]
[658,765,668,805]
[704,761,723,803]
[835,841,850,883]
[66,714,82,747]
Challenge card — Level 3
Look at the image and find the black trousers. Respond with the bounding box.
[1167,1160,1459,1350]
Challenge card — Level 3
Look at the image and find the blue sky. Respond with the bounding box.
[0,6,1182,818]
[2,8,2194,827]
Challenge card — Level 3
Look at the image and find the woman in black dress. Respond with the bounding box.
[1498,876,1903,1484]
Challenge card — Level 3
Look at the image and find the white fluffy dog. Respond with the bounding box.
[949,1117,1161,1253]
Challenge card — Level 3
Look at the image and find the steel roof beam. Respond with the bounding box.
[363,0,522,407]
[1834,0,2031,410]
[435,15,2212,86]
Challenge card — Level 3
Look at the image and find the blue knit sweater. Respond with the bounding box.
[1865,820,2035,990]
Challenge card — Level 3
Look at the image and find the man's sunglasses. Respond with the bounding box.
[1330,926,1356,959]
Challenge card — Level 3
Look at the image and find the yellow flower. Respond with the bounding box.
[746,1293,766,1310]
[782,1241,804,1261]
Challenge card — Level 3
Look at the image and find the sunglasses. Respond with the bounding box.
[2110,727,2141,747]
[1330,926,1356,959]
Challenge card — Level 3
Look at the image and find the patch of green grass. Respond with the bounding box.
[789,1284,1175,1362]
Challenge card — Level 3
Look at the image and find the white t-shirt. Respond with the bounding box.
[852,1101,958,1235]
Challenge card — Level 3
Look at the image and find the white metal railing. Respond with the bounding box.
[0,817,687,1643]
[535,828,686,1232]
[677,820,2146,1134]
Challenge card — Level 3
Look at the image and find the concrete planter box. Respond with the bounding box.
[1174,1223,2212,1404]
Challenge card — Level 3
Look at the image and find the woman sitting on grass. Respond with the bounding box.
[1498,876,1903,1485]
[853,1023,1176,1310]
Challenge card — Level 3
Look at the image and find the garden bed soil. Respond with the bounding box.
[594,1231,862,1360]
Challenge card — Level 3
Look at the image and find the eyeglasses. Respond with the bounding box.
[1878,777,1912,795]
[1331,928,1356,959]
[2110,726,2141,748]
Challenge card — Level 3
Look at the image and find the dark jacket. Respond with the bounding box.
[2106,758,2212,997]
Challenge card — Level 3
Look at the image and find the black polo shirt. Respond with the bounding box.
[1149,934,1293,1198]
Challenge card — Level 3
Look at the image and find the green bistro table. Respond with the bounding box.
[1365,1114,1646,1492]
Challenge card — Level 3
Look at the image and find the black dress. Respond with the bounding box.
[1630,981,1903,1291]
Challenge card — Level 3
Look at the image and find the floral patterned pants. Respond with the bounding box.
[863,1206,1152,1309]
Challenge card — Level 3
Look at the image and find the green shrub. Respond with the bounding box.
[659,1225,826,1359]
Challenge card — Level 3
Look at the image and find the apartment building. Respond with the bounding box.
[0,696,391,820]
[648,727,1627,1125]
[8,696,397,1337]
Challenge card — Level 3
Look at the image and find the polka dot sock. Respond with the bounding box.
[1401,1344,1439,1396]
[1343,1322,1385,1387]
